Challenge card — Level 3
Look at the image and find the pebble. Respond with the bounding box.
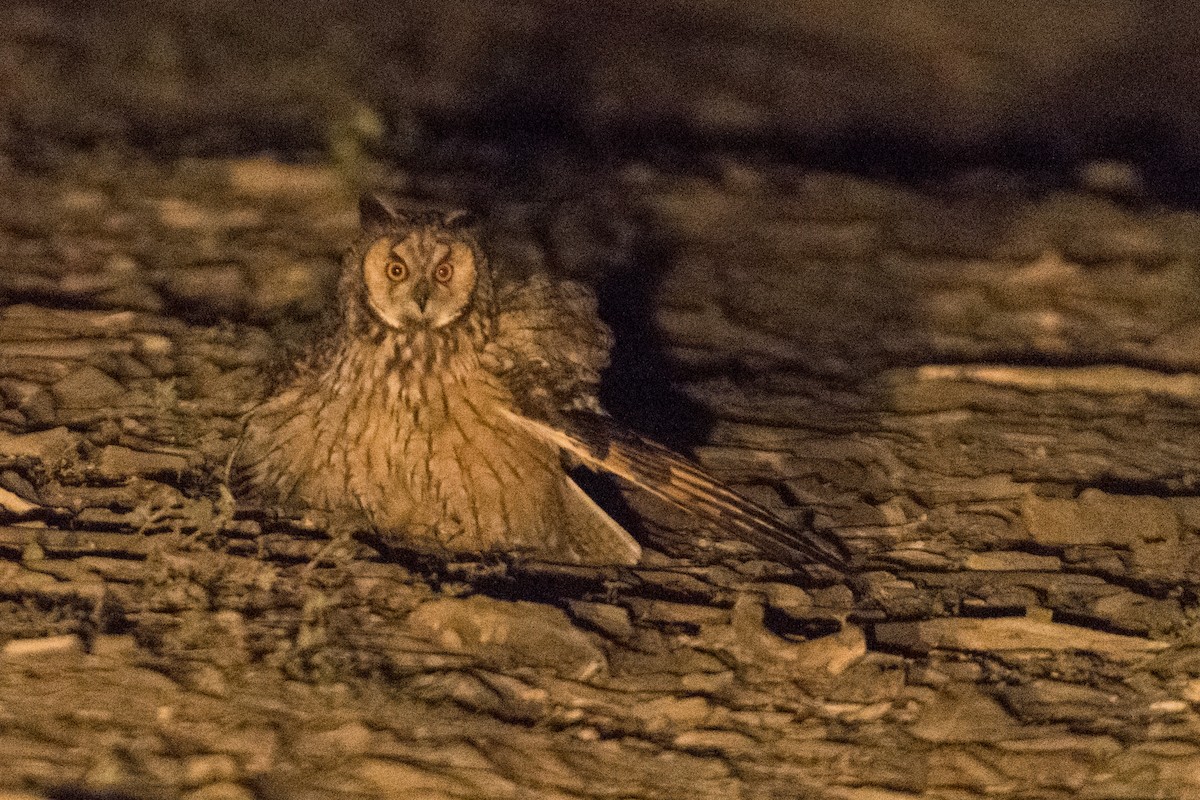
[0,305,138,336]
[0,379,56,426]
[0,470,39,503]
[567,600,635,641]
[791,625,868,676]
[749,581,813,616]
[406,596,607,681]
[1022,490,1180,548]
[1003,680,1122,724]
[909,684,1020,743]
[0,486,37,516]
[51,365,127,408]
[182,782,254,800]
[1076,160,1145,198]
[95,445,189,479]
[294,721,372,759]
[0,427,80,461]
[1,633,84,659]
[225,157,345,200]
[963,552,1062,571]
[182,754,239,788]
[632,696,713,732]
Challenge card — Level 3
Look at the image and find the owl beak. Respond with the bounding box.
[412,280,431,313]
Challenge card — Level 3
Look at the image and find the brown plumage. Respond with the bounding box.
[235,195,847,570]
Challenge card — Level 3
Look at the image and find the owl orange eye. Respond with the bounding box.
[386,260,408,281]
[434,262,454,284]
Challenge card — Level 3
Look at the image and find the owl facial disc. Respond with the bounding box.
[362,230,478,329]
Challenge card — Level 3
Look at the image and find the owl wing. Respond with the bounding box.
[486,273,613,419]
[500,408,848,571]
[486,275,847,571]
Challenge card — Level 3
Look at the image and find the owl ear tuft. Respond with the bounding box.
[359,194,400,230]
[443,209,478,229]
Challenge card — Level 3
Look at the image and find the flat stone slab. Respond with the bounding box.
[875,616,1171,663]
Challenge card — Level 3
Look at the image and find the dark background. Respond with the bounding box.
[5,0,1199,198]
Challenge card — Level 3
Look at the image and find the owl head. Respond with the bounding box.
[343,195,493,336]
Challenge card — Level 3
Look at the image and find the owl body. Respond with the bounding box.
[237,198,848,570]
[242,325,600,558]
[239,202,641,563]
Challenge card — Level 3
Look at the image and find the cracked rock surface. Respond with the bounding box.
[1,149,1200,799]
[4,3,1200,797]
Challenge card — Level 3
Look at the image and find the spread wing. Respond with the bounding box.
[486,274,847,571]
[501,409,848,570]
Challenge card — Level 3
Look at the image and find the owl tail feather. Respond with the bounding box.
[503,409,849,571]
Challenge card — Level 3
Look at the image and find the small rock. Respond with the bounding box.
[226,157,344,200]
[879,547,958,570]
[0,379,56,426]
[749,581,813,616]
[907,663,950,688]
[156,197,223,230]
[963,551,1062,571]
[672,728,754,755]
[182,754,239,788]
[90,635,137,658]
[827,655,906,703]
[629,598,730,628]
[808,584,856,614]
[2,633,85,659]
[295,722,372,759]
[0,427,80,461]
[188,664,230,698]
[911,475,1034,507]
[183,782,254,800]
[1150,699,1188,715]
[0,486,37,516]
[103,352,154,381]
[0,409,25,426]
[358,759,468,799]
[406,596,607,681]
[790,624,868,676]
[567,600,634,641]
[1067,218,1166,265]
[910,684,1021,743]
[248,257,330,318]
[0,470,41,503]
[96,280,165,313]
[1003,679,1121,724]
[700,596,864,676]
[1077,160,1145,198]
[0,305,137,336]
[1022,490,1181,548]
[632,696,713,732]
[51,365,126,408]
[1088,592,1184,637]
[95,445,188,479]
[874,617,1169,663]
[995,734,1123,756]
[134,334,176,376]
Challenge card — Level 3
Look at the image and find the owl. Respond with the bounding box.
[235,196,847,569]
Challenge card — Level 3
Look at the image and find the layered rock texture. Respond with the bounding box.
[3,2,1200,798]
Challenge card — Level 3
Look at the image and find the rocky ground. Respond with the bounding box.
[4,2,1200,799]
[0,147,1199,799]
